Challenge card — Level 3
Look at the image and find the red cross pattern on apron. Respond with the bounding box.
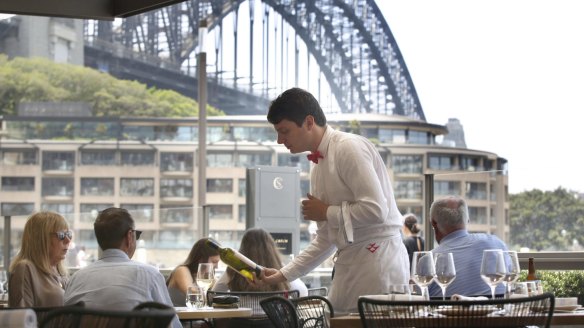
[366,242,380,253]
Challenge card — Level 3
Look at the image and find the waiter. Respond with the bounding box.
[255,87,409,315]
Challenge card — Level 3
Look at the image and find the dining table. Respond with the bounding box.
[330,311,584,328]
[174,306,253,321]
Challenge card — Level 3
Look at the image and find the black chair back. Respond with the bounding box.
[260,296,299,328]
[291,295,334,328]
[208,290,300,328]
[358,292,554,328]
[39,305,176,328]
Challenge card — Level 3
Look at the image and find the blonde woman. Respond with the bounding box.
[212,228,307,295]
[9,211,72,307]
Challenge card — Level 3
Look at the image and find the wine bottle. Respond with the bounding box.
[526,257,537,281]
[206,239,262,281]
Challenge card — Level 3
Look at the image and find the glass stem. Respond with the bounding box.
[491,286,496,300]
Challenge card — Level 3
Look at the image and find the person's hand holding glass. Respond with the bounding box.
[434,252,456,300]
[411,251,436,301]
[480,249,506,299]
[196,263,215,308]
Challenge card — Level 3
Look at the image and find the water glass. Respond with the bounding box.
[387,284,411,300]
[186,285,204,309]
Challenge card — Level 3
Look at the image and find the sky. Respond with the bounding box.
[376,0,584,194]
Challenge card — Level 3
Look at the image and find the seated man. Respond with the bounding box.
[428,196,508,298]
[64,207,181,328]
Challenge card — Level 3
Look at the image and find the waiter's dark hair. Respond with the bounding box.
[267,88,326,127]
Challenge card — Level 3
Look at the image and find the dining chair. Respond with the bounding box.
[358,292,554,328]
[38,305,176,328]
[307,287,328,297]
[0,301,85,324]
[261,295,334,328]
[260,296,299,328]
[291,295,334,328]
[207,290,300,328]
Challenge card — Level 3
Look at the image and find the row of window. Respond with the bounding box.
[0,202,246,224]
[7,120,437,145]
[393,154,504,173]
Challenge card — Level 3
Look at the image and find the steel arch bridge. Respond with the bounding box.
[84,0,425,121]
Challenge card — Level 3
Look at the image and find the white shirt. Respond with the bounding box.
[64,249,181,328]
[280,126,408,315]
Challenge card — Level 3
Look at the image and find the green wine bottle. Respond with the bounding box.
[206,239,262,281]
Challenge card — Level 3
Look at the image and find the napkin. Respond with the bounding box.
[451,294,488,301]
[0,309,37,328]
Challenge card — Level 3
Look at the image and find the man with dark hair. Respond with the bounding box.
[259,88,409,315]
[428,196,508,298]
[64,207,181,328]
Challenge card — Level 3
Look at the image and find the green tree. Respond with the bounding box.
[0,55,223,117]
[510,187,584,251]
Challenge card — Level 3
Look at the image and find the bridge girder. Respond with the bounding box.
[85,0,425,120]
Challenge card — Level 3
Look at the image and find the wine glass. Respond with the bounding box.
[480,249,506,299]
[434,252,456,300]
[502,251,520,299]
[411,251,436,302]
[196,263,215,307]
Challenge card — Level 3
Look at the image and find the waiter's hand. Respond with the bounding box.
[250,267,286,287]
[301,193,329,221]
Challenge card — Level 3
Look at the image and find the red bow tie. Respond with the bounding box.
[307,151,324,164]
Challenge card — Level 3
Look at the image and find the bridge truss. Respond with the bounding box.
[84,0,425,120]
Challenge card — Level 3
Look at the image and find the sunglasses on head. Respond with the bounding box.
[53,230,73,241]
[130,229,143,240]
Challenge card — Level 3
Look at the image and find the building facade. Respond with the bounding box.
[0,113,508,268]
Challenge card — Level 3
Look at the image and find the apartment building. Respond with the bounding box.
[0,113,508,268]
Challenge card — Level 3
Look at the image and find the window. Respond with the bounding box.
[392,155,423,174]
[121,150,156,166]
[1,149,37,165]
[121,178,154,196]
[160,152,193,172]
[1,203,34,216]
[121,204,153,223]
[394,180,422,199]
[80,150,116,165]
[434,181,461,196]
[460,156,483,171]
[398,206,423,224]
[466,182,487,200]
[42,203,74,215]
[80,203,113,222]
[207,152,234,167]
[233,126,276,142]
[236,152,271,167]
[1,177,35,191]
[80,178,114,196]
[160,179,193,197]
[408,130,428,145]
[208,126,232,143]
[208,205,232,220]
[238,178,246,197]
[42,177,74,196]
[469,206,487,225]
[278,153,310,172]
[207,179,233,193]
[160,205,193,224]
[378,128,405,144]
[238,204,246,223]
[42,151,74,171]
[428,154,456,170]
